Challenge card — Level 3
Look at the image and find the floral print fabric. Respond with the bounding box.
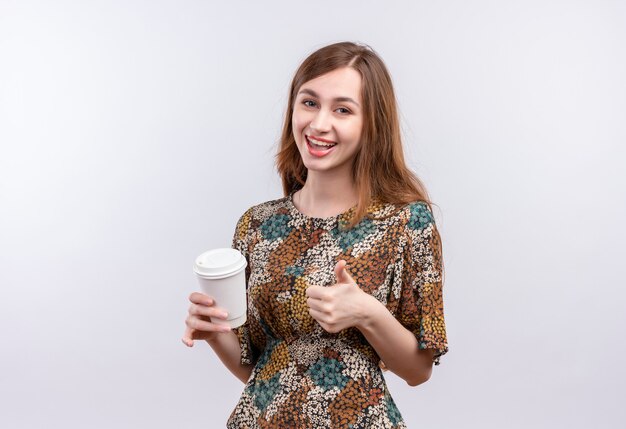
[227,194,447,429]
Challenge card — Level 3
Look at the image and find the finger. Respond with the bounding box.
[182,327,194,347]
[186,315,232,333]
[334,260,355,284]
[189,303,229,320]
[306,297,328,313]
[189,292,214,306]
[306,285,327,299]
[308,307,327,323]
[308,308,339,333]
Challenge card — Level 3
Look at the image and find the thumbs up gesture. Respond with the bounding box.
[306,260,378,334]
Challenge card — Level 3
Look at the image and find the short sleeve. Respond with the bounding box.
[231,208,258,366]
[398,202,448,365]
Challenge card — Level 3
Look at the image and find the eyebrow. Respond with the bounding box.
[297,88,360,108]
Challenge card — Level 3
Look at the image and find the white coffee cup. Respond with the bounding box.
[193,248,248,329]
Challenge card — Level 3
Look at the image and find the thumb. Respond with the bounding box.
[334,260,355,284]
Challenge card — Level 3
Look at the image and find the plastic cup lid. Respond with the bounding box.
[193,248,247,279]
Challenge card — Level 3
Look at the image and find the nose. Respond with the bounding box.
[309,109,331,134]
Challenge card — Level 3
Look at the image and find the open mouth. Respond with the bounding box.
[306,136,337,151]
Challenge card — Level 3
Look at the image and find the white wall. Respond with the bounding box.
[1,1,625,427]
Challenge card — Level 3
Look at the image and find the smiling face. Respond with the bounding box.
[291,67,364,176]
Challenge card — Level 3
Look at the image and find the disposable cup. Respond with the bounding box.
[193,248,247,328]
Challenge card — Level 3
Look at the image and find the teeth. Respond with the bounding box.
[308,137,336,148]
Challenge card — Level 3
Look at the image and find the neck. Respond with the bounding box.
[296,169,358,218]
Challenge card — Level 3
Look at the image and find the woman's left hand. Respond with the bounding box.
[306,260,380,333]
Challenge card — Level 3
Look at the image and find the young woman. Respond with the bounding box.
[183,41,448,429]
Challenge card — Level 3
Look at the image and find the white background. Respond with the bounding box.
[1,1,625,428]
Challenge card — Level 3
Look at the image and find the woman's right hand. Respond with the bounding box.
[182,292,233,347]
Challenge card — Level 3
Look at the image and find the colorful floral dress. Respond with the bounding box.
[227,193,448,429]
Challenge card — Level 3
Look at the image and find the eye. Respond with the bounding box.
[335,107,351,114]
[303,100,317,108]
